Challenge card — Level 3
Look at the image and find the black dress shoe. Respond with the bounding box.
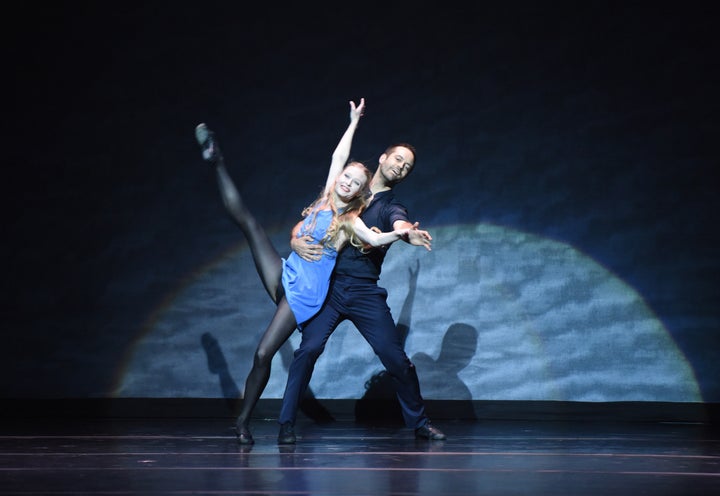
[414,422,446,440]
[277,422,296,445]
[234,423,254,445]
[194,123,222,163]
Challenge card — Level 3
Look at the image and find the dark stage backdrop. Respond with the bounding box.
[3,3,718,404]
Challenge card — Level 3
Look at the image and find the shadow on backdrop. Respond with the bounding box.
[412,323,479,418]
[352,260,480,424]
[355,260,452,425]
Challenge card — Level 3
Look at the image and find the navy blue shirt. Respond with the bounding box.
[334,190,409,280]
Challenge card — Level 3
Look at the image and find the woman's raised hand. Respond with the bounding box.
[349,98,365,123]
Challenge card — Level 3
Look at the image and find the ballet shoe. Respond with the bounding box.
[234,422,254,445]
[195,123,222,163]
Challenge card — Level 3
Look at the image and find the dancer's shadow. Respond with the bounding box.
[411,322,479,421]
[201,332,241,410]
[201,331,334,423]
[355,260,479,424]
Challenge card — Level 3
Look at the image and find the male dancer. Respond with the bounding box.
[277,142,446,443]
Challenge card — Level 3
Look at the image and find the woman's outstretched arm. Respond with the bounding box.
[323,98,365,196]
[350,217,412,248]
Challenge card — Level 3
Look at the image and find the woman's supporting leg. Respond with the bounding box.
[235,298,297,443]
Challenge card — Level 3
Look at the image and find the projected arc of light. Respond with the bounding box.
[113,224,701,402]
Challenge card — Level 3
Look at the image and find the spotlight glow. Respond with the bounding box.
[114,224,701,402]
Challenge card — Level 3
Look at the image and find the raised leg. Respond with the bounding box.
[195,123,284,303]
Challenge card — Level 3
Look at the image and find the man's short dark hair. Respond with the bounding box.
[384,143,417,164]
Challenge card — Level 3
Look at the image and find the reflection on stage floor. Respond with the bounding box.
[1,413,718,495]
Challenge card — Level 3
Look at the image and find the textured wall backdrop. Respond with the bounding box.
[3,3,718,402]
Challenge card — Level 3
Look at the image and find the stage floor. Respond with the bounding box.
[1,416,718,495]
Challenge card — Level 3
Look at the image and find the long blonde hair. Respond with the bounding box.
[300,161,373,250]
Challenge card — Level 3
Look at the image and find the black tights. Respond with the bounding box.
[214,159,298,428]
[236,298,297,427]
[215,162,284,302]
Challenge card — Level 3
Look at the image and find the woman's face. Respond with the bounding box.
[334,164,368,202]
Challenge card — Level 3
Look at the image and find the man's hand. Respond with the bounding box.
[407,227,432,251]
[292,235,323,262]
[399,221,432,251]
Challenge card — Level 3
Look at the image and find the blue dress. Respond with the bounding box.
[281,209,338,326]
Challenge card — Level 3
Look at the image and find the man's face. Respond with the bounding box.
[378,146,414,185]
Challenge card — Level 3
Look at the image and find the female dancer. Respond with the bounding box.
[195,98,413,443]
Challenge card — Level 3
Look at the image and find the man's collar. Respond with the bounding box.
[368,188,392,205]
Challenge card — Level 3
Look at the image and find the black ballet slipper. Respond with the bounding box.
[234,419,254,445]
[194,123,222,163]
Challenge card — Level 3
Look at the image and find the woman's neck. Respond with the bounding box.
[331,192,350,211]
